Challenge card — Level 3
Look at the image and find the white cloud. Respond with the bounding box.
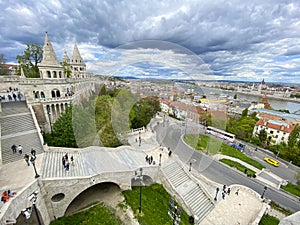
[1,0,300,83]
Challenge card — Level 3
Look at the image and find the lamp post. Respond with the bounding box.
[30,157,40,178]
[189,159,196,172]
[135,168,143,214]
[32,195,42,225]
[159,153,162,166]
[47,107,53,136]
[138,131,141,147]
[214,187,219,201]
[261,186,267,199]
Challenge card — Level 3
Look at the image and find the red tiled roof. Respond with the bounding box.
[256,118,295,133]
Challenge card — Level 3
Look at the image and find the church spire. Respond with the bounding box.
[71,43,83,64]
[40,32,60,66]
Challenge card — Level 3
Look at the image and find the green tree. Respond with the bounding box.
[16,44,43,78]
[44,106,78,147]
[296,170,300,186]
[99,84,107,96]
[129,97,160,129]
[258,129,268,147]
[60,61,71,77]
[241,108,248,117]
[0,54,8,75]
[233,94,237,99]
[288,124,300,149]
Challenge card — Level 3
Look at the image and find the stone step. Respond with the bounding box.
[0,101,29,116]
[1,101,44,165]
[0,114,37,136]
[162,161,214,222]
[184,186,203,202]
[171,172,190,188]
[41,152,87,178]
[196,203,214,221]
[162,162,181,176]
[167,167,186,181]
[1,132,43,164]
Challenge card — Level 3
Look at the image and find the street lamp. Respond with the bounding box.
[138,131,141,147]
[30,157,40,178]
[214,187,219,201]
[159,153,162,166]
[189,159,196,172]
[47,107,53,136]
[261,186,267,199]
[27,192,42,225]
[135,168,143,214]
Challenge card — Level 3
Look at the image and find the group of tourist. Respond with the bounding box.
[12,144,37,166]
[62,153,74,171]
[11,144,23,154]
[0,87,23,102]
[23,149,37,166]
[1,190,16,204]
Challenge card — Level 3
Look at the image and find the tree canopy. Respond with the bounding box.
[16,44,43,78]
[44,88,161,148]
[0,54,8,75]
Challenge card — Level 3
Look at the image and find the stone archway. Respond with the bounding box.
[64,182,121,217]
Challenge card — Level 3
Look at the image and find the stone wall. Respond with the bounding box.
[0,180,51,225]
[41,166,162,219]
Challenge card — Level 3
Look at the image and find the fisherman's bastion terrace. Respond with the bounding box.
[0,33,299,225]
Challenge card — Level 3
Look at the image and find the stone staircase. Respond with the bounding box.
[0,101,44,164]
[41,151,87,178]
[162,162,214,223]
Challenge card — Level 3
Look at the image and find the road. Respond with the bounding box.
[155,120,300,212]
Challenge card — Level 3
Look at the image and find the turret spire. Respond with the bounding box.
[40,32,60,66]
[71,43,83,64]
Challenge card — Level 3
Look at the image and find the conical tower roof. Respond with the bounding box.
[40,32,61,66]
[71,43,83,64]
[63,50,70,63]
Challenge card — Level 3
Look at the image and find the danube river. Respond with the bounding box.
[182,84,300,113]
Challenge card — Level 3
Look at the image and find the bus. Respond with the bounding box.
[205,126,235,142]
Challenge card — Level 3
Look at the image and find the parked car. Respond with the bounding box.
[264,157,279,167]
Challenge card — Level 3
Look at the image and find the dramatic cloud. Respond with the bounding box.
[1,0,300,83]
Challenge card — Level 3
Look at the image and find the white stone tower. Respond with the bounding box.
[70,43,86,78]
[38,32,64,79]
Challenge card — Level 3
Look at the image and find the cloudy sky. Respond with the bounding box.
[1,0,300,83]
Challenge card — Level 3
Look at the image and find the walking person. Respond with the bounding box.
[11,144,17,154]
[227,188,231,195]
[31,148,36,156]
[65,160,70,171]
[24,154,30,166]
[222,192,225,199]
[62,156,66,169]
[70,156,74,166]
[17,145,23,155]
[235,189,239,195]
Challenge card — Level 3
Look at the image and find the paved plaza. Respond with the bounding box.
[0,127,269,224]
